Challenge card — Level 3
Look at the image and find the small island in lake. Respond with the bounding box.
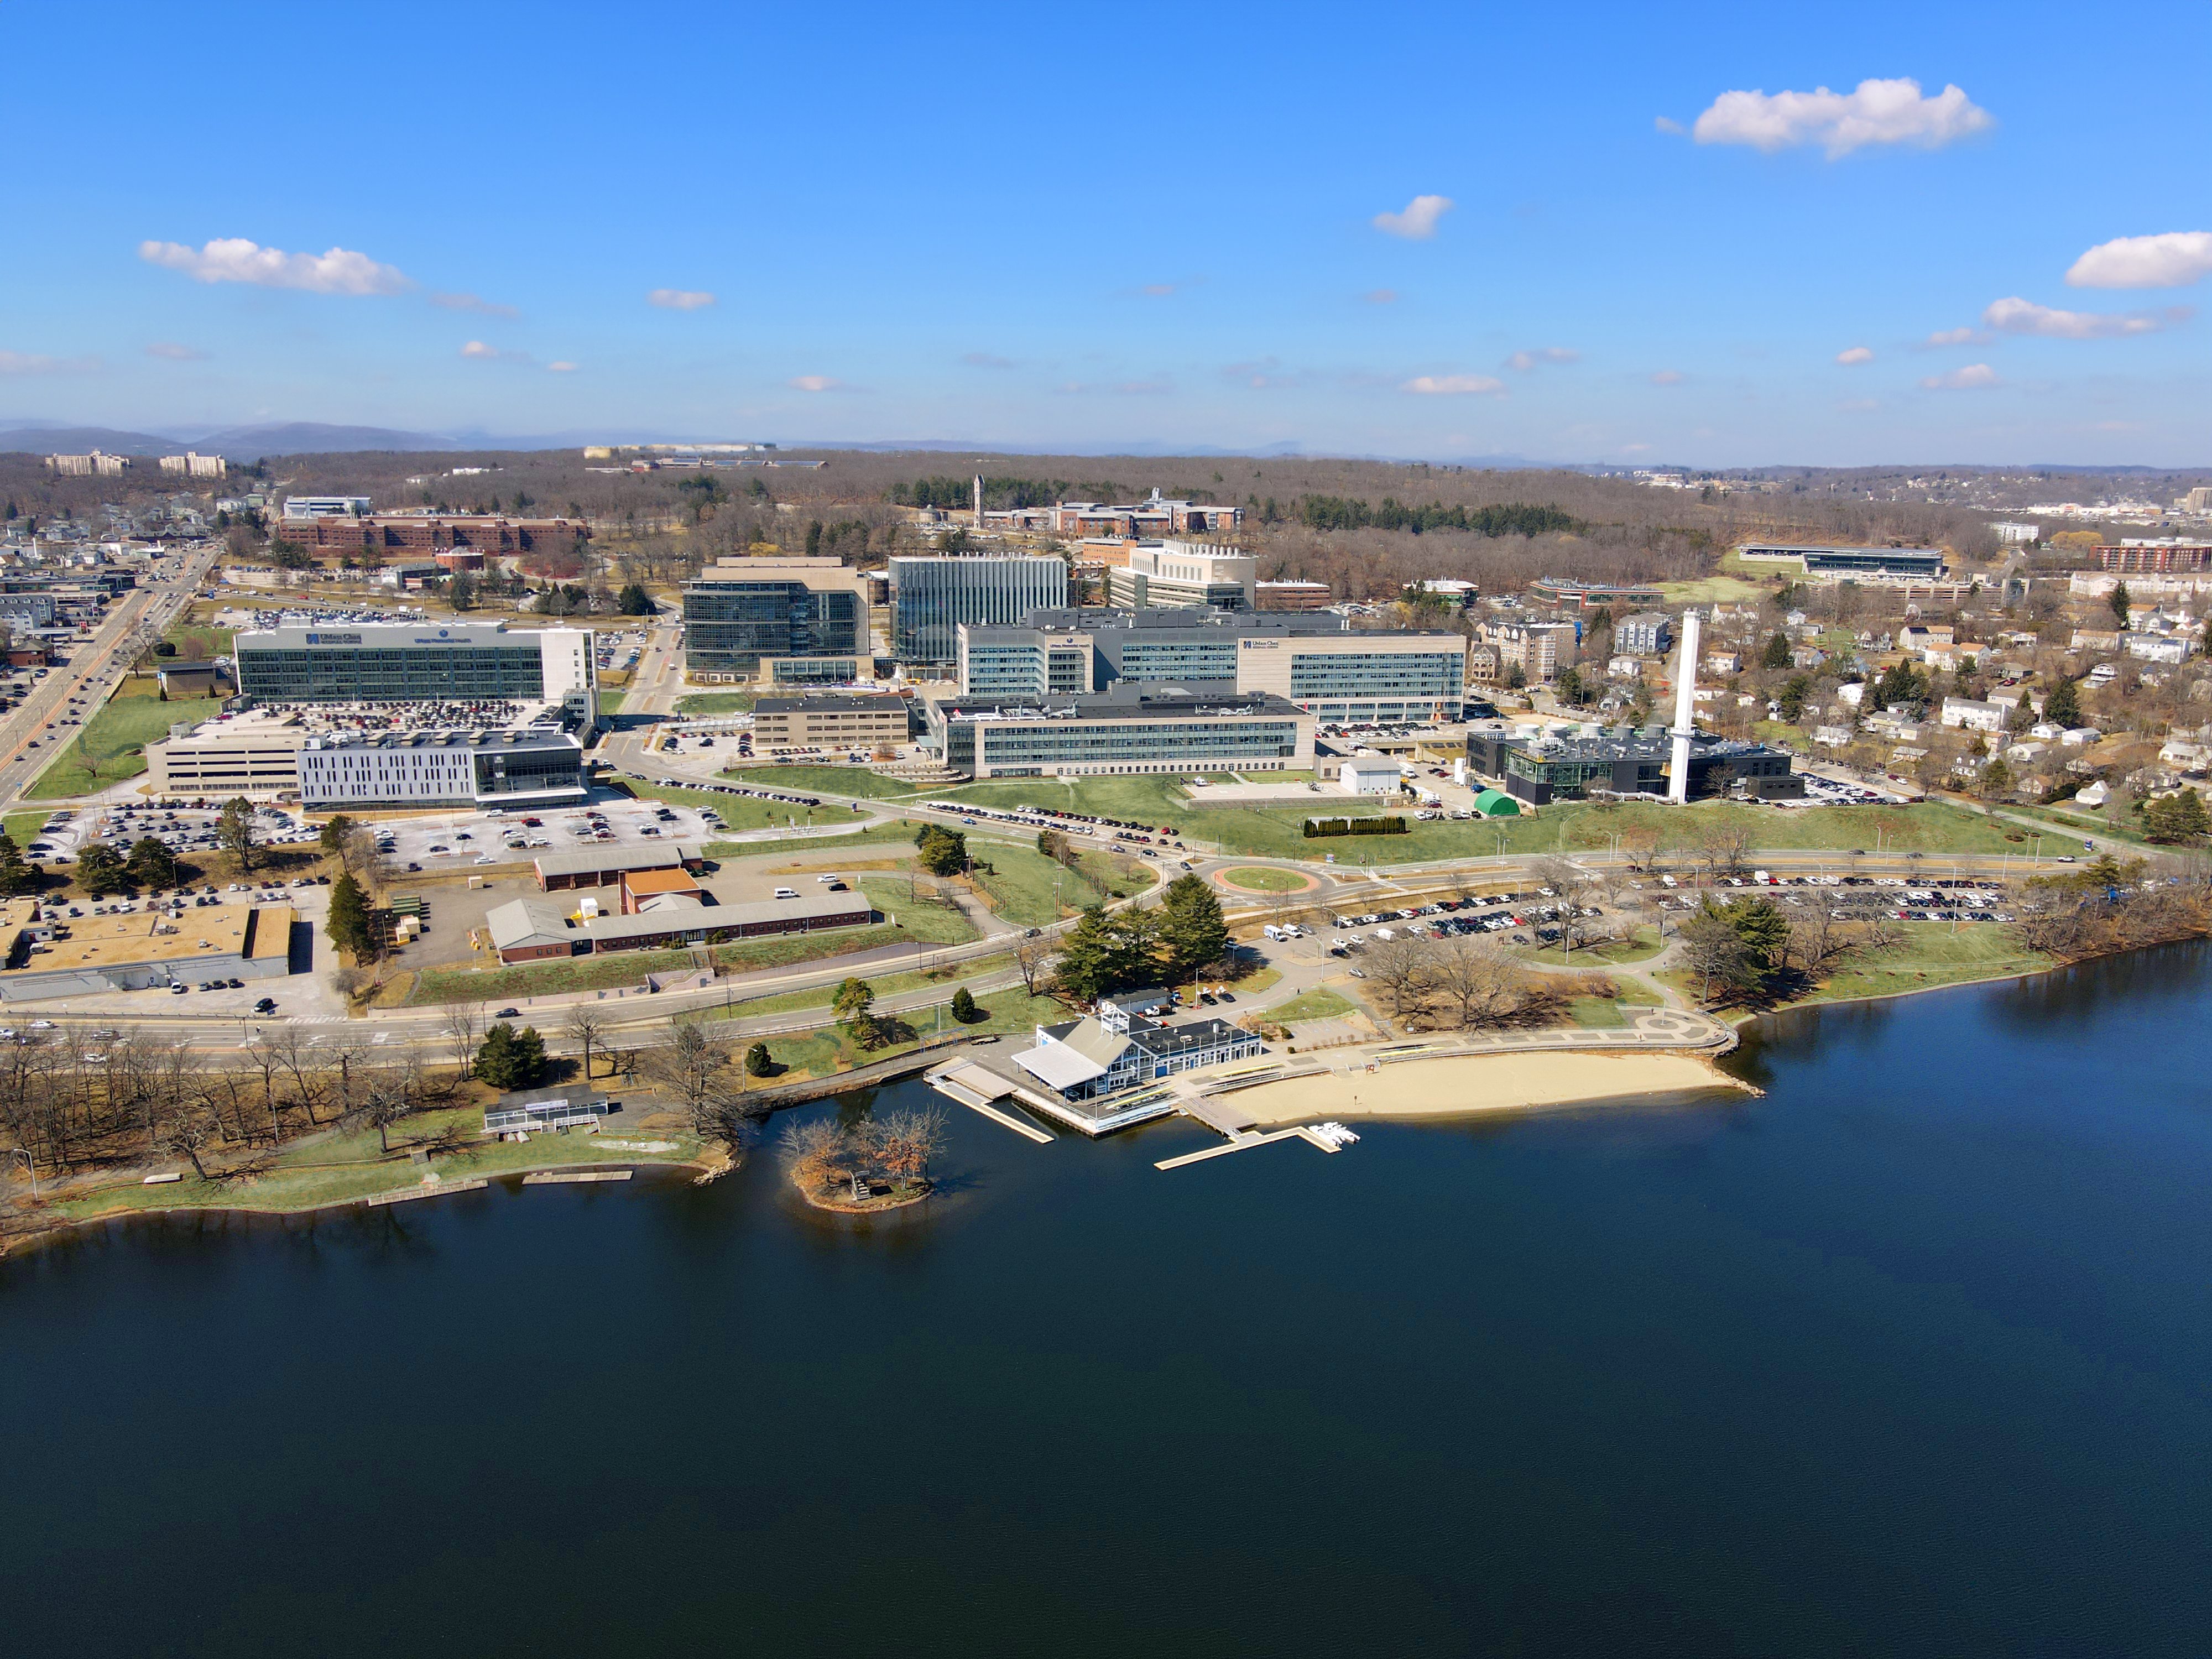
[779,1104,950,1213]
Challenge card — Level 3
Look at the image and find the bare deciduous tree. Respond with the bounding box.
[1427,935,1526,1030]
[641,1019,747,1140]
[564,1006,607,1083]
[443,1006,482,1077]
[1365,936,1433,1022]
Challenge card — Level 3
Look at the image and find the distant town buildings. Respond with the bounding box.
[158,452,227,478]
[2098,540,2212,574]
[45,451,132,476]
[1614,611,1672,656]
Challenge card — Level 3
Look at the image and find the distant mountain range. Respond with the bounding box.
[0,420,579,461]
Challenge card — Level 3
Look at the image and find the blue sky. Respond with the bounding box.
[4,0,2208,466]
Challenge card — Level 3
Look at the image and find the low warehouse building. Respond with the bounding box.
[533,842,706,893]
[0,899,295,1001]
[484,889,873,965]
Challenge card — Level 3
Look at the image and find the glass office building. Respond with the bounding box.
[682,575,864,678]
[234,623,576,706]
[890,556,1068,667]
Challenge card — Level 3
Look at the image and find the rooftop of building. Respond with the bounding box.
[983,606,1353,637]
[753,692,909,714]
[487,886,867,951]
[300,726,582,754]
[934,681,1305,722]
[2,900,292,977]
[1489,726,1788,763]
[234,619,591,647]
[530,842,706,880]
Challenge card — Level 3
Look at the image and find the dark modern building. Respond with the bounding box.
[1467,727,1797,805]
[680,558,867,682]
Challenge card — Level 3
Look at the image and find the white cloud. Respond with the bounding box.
[1653,116,1686,136]
[1372,194,1453,239]
[962,352,1015,368]
[145,341,207,361]
[461,340,531,364]
[431,290,519,317]
[1362,288,1397,305]
[1400,373,1505,396]
[1834,345,1875,366]
[1505,347,1579,372]
[1921,327,1979,347]
[1982,296,2188,338]
[1224,358,1293,390]
[648,288,716,310]
[547,361,578,373]
[788,374,841,392]
[139,237,409,294]
[2066,231,2212,289]
[1691,77,1992,158]
[1140,282,1179,297]
[1650,369,1685,385]
[1921,363,2001,390]
[0,349,98,375]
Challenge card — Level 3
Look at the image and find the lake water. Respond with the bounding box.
[7,945,2212,1657]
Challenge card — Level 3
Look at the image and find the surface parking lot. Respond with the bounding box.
[25,802,317,864]
[372,797,717,872]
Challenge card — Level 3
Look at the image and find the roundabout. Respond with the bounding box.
[1214,864,1323,895]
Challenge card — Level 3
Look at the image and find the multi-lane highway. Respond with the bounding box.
[0,544,216,810]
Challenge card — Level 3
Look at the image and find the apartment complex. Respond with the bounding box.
[158,453,228,478]
[750,693,912,750]
[681,557,869,683]
[1102,541,1255,611]
[2098,541,2212,573]
[297,728,588,809]
[926,682,1313,779]
[45,451,132,476]
[232,621,598,724]
[1615,612,1673,655]
[1479,619,1578,682]
[889,554,1069,667]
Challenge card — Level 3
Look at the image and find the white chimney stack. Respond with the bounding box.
[1668,609,1702,804]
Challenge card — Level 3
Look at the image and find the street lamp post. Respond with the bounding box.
[9,1145,36,1201]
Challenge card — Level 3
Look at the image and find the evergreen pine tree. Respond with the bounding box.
[951,985,977,1023]
[2044,677,2083,727]
[326,872,375,960]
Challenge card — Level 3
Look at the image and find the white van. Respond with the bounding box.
[773,886,799,900]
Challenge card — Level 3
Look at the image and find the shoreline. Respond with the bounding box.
[0,1150,718,1260]
[1223,1050,1751,1128]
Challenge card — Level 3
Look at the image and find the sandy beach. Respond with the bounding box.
[1230,1051,1750,1126]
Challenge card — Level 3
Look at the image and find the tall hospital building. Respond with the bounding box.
[150,620,602,809]
[232,621,599,725]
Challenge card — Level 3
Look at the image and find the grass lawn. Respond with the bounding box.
[858,875,978,944]
[615,778,880,835]
[1656,574,1772,605]
[4,810,50,850]
[1519,926,1663,967]
[1219,864,1310,891]
[744,988,1070,1082]
[1569,997,1628,1029]
[677,692,755,715]
[159,618,236,661]
[1996,801,2146,850]
[51,1101,705,1224]
[969,839,1105,927]
[721,764,922,800]
[702,821,930,859]
[1267,986,1356,1023]
[1662,920,2054,1014]
[405,918,919,1005]
[598,690,627,716]
[720,958,980,1018]
[922,776,2023,863]
[25,685,224,800]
